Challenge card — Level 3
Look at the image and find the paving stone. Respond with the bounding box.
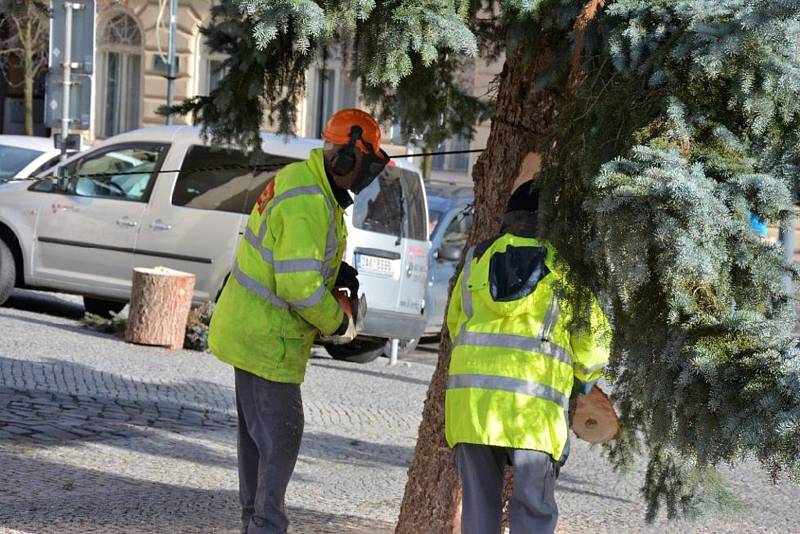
[2,425,33,436]
[1,289,799,533]
[27,425,80,441]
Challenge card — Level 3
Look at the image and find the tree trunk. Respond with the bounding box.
[422,149,434,180]
[396,30,566,533]
[23,17,33,136]
[126,267,196,350]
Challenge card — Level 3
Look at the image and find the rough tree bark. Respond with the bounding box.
[126,267,196,350]
[396,28,567,533]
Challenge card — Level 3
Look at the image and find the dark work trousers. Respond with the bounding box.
[454,443,565,534]
[235,368,304,534]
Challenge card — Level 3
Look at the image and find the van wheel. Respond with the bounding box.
[83,297,126,318]
[0,239,15,307]
[323,339,386,364]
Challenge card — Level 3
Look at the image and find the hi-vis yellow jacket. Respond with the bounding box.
[208,149,347,384]
[445,233,610,460]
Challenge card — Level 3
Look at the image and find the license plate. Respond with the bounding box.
[356,254,399,278]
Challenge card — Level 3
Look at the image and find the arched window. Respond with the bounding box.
[97,12,142,137]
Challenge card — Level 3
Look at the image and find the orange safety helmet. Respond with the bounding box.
[321,109,382,155]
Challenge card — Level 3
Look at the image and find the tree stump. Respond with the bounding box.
[126,266,196,350]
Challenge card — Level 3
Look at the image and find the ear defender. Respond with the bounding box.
[331,126,363,175]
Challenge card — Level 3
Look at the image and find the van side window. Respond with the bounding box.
[442,211,473,249]
[66,144,167,202]
[353,175,403,237]
[400,169,427,241]
[173,145,297,214]
[352,167,427,240]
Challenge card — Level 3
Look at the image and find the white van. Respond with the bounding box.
[0,126,429,362]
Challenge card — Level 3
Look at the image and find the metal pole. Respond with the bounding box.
[60,2,74,162]
[165,0,177,125]
[389,338,399,366]
[57,2,79,190]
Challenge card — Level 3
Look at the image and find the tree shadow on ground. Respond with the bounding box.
[0,450,393,533]
[557,480,634,504]
[0,311,123,341]
[310,361,430,387]
[0,384,236,468]
[302,431,413,468]
[1,355,417,471]
[4,289,86,320]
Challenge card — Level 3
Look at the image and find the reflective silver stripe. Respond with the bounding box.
[454,331,572,366]
[270,185,334,273]
[245,226,273,263]
[244,183,337,280]
[322,194,337,272]
[258,185,323,243]
[288,283,327,309]
[271,185,323,206]
[235,182,332,311]
[251,186,322,244]
[540,294,556,338]
[232,262,288,309]
[546,304,560,339]
[448,374,568,408]
[273,258,325,273]
[575,361,605,375]
[257,218,268,242]
[461,246,475,320]
[246,229,324,274]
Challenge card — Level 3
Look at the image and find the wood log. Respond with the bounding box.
[125,266,196,350]
[572,385,621,443]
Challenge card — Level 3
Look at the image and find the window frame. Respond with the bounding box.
[96,11,144,138]
[351,166,427,241]
[172,144,299,215]
[431,136,471,173]
[29,142,170,203]
[441,209,473,248]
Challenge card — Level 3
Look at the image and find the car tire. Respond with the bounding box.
[83,297,126,318]
[0,239,15,307]
[323,338,386,364]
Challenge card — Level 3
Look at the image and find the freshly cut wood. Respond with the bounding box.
[572,385,621,443]
[126,266,196,350]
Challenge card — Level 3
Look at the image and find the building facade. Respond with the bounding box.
[3,0,498,182]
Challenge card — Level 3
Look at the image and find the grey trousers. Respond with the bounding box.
[454,444,561,534]
[235,368,304,534]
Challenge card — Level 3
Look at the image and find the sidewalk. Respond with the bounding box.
[0,292,425,532]
[1,290,799,533]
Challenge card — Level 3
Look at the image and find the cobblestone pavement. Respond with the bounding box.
[1,289,800,533]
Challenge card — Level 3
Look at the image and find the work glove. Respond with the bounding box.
[318,289,367,345]
[335,261,360,297]
[330,312,358,345]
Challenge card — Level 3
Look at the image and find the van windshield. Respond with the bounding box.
[352,166,426,241]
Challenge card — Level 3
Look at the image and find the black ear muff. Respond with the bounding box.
[331,126,362,175]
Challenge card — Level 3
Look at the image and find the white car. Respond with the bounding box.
[0,126,429,362]
[0,135,63,181]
